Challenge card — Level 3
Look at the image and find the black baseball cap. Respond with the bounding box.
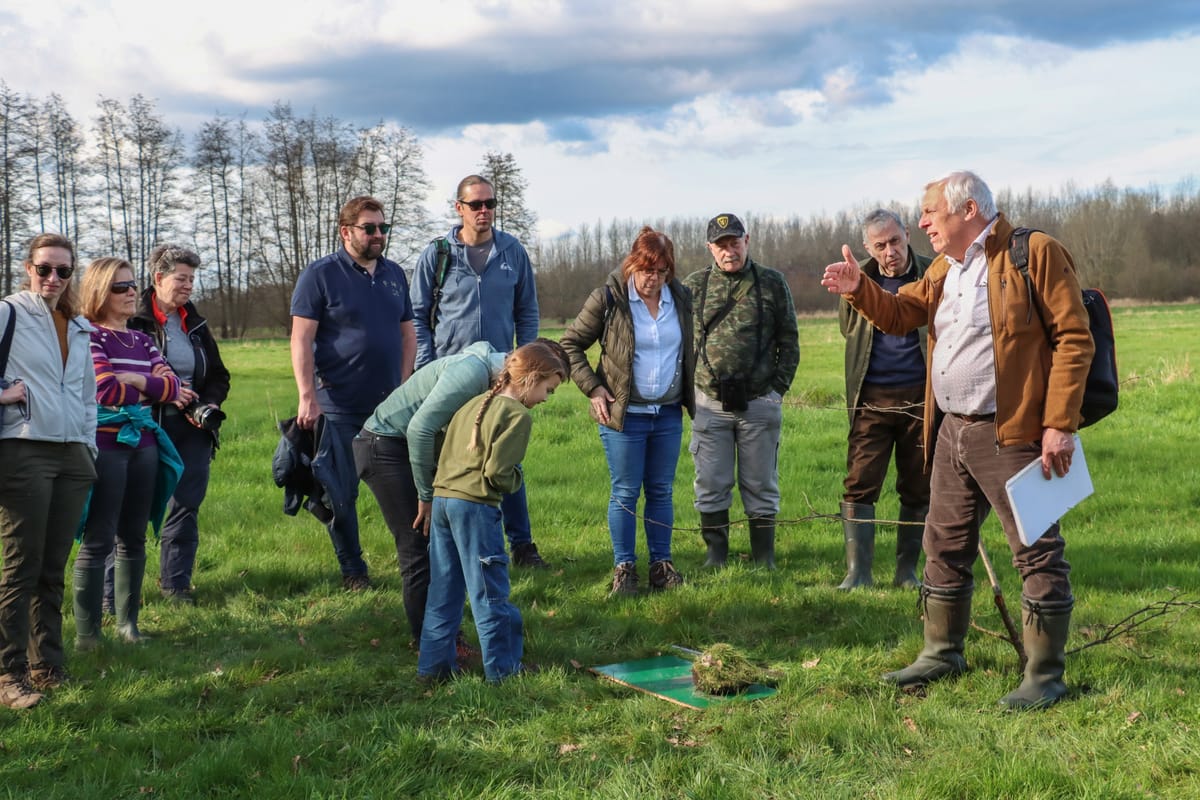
[706,213,747,243]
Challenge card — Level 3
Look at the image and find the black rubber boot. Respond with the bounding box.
[748,517,775,569]
[114,556,149,643]
[837,502,875,590]
[882,583,973,688]
[893,504,926,589]
[999,596,1073,711]
[699,510,730,568]
[72,564,105,652]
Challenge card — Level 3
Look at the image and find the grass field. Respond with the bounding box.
[1,303,1197,799]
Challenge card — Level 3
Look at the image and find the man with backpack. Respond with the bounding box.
[410,175,547,568]
[821,171,1094,710]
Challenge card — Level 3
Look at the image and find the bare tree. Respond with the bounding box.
[352,122,433,266]
[479,151,537,245]
[0,82,32,294]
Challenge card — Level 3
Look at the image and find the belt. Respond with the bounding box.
[950,412,995,424]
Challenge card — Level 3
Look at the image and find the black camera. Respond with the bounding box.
[183,401,226,432]
[717,374,749,413]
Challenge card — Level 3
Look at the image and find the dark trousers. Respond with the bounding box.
[158,414,214,591]
[0,441,95,673]
[924,413,1072,601]
[353,431,429,639]
[843,382,930,507]
[77,445,158,566]
[315,413,370,577]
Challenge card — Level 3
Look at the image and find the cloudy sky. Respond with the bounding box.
[4,0,1199,238]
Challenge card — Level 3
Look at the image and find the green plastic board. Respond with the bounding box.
[589,655,777,710]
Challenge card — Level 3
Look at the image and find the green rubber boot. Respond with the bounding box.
[72,564,105,652]
[837,502,875,590]
[893,505,926,589]
[882,584,972,688]
[700,510,730,568]
[114,556,150,643]
[999,596,1073,711]
[749,517,776,569]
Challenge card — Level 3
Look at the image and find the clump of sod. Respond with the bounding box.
[690,643,762,695]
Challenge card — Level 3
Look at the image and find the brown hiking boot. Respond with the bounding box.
[609,562,639,597]
[648,560,684,591]
[0,672,43,709]
[27,664,69,691]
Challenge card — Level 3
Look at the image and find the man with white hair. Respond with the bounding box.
[821,171,1093,710]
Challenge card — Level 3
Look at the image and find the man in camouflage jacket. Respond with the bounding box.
[682,213,799,569]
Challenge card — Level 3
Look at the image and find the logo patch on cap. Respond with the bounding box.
[716,216,730,229]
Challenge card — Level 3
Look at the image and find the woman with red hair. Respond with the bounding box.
[561,227,696,596]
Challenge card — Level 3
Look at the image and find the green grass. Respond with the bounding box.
[2,305,1197,799]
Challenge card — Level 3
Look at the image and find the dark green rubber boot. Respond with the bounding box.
[837,502,875,590]
[893,504,926,589]
[882,584,973,688]
[999,596,1073,711]
[749,517,775,569]
[114,556,150,643]
[72,564,105,652]
[700,510,730,568]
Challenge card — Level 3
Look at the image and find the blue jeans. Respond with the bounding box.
[598,405,683,566]
[417,497,524,682]
[500,481,531,548]
[315,412,370,577]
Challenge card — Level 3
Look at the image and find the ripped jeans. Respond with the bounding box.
[417,496,524,682]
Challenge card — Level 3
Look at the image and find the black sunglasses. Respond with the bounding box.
[110,280,138,294]
[459,198,498,211]
[350,223,392,235]
[33,264,74,280]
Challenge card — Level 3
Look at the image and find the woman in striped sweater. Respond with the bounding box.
[74,258,186,649]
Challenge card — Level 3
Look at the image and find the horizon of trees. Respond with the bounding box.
[3,82,1197,336]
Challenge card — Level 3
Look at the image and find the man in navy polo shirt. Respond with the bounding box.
[291,196,416,590]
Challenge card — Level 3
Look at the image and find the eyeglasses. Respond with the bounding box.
[350,223,392,235]
[33,264,74,280]
[458,198,498,211]
[110,280,138,294]
[637,269,669,278]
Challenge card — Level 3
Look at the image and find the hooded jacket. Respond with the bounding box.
[410,227,539,368]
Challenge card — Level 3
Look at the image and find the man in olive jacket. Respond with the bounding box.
[821,171,1093,711]
[837,209,931,591]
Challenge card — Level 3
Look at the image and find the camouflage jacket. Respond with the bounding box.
[682,259,799,399]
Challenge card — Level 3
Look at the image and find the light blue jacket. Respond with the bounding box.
[410,227,539,369]
[362,341,505,501]
[0,291,97,457]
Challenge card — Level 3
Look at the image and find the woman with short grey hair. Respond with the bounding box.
[128,244,230,605]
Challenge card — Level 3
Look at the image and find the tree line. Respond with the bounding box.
[3,82,1196,336]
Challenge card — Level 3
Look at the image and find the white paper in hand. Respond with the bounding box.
[1004,435,1093,546]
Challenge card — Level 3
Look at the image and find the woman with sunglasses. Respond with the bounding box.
[0,234,97,708]
[74,259,183,651]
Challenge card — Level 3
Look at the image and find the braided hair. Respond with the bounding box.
[468,340,567,451]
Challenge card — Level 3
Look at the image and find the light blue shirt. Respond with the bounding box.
[626,276,682,414]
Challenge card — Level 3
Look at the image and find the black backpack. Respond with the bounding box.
[427,237,452,333]
[1010,228,1118,428]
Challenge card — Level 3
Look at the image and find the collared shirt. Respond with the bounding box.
[931,217,999,415]
[626,275,682,414]
[291,247,413,415]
